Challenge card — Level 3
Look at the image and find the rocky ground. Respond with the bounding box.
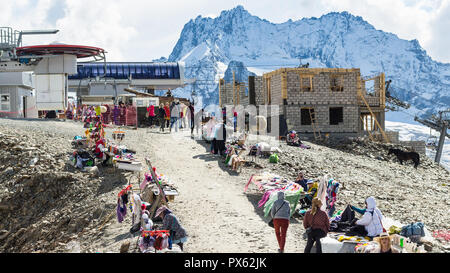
[0,118,449,253]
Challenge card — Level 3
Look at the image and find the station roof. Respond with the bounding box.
[68,62,181,80]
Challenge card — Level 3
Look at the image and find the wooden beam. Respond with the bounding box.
[358,88,389,143]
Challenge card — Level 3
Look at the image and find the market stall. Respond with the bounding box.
[244,172,306,218]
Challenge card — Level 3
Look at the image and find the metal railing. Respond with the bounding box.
[0,27,20,50]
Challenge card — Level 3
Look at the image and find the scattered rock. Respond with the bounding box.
[120,241,130,253]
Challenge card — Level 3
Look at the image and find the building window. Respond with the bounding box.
[329,107,344,125]
[300,76,313,92]
[301,108,314,125]
[1,94,10,111]
[330,75,344,92]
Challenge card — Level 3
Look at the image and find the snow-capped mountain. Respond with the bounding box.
[167,5,450,118]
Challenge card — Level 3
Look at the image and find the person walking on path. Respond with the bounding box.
[164,102,170,128]
[170,101,180,132]
[270,191,291,253]
[158,103,166,132]
[147,104,155,128]
[303,198,330,253]
[188,102,195,135]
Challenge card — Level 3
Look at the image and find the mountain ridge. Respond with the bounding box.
[167,6,449,118]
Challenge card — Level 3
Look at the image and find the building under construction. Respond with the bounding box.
[220,67,388,141]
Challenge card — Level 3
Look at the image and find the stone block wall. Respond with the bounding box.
[284,104,359,133]
[385,131,400,144]
[400,140,426,155]
[285,71,360,105]
[219,83,234,106]
[269,74,283,106]
[254,76,265,105]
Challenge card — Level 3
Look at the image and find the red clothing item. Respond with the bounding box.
[164,106,170,119]
[303,209,330,234]
[95,139,105,159]
[147,105,155,117]
[273,218,289,252]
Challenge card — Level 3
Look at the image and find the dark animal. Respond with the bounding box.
[388,148,420,168]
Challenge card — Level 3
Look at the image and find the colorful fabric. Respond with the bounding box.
[336,235,371,243]
[264,190,302,218]
[258,189,278,208]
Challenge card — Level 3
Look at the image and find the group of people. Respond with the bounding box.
[271,172,385,253]
[148,100,196,134]
[77,102,128,126]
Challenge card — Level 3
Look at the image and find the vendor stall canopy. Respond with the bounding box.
[69,62,181,80]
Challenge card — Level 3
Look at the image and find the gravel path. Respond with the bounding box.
[1,118,449,253]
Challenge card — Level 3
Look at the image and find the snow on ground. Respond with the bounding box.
[386,111,450,171]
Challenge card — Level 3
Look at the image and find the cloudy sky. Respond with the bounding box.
[1,0,449,63]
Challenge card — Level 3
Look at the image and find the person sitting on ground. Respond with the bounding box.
[271,191,291,253]
[287,130,302,146]
[303,198,330,253]
[300,180,318,209]
[351,196,384,239]
[93,134,109,166]
[294,172,308,192]
[231,148,245,172]
[155,206,188,251]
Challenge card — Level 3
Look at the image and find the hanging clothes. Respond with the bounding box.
[132,193,142,225]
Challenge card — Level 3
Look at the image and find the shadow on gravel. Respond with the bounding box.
[113,231,137,243]
[96,169,129,196]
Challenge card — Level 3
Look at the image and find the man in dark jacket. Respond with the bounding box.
[157,103,166,132]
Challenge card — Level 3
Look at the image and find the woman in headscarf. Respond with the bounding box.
[155,206,188,251]
[270,191,291,253]
[353,196,384,238]
[303,198,330,253]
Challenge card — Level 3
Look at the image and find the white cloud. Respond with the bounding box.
[1,0,449,63]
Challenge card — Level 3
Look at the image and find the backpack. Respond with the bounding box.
[400,222,425,238]
[269,153,279,163]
